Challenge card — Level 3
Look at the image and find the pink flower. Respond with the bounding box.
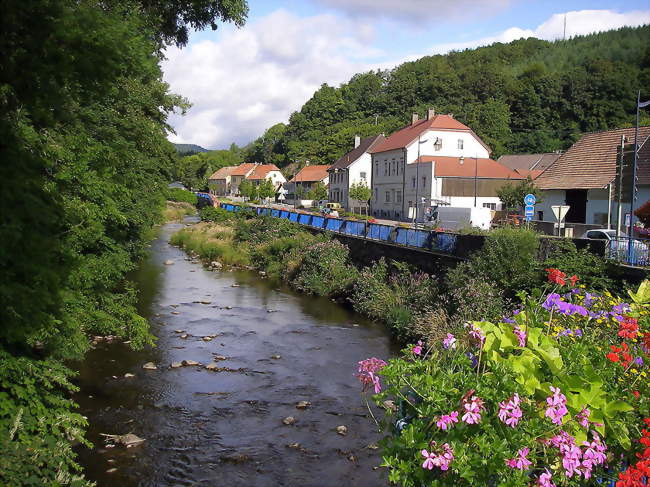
[412,340,423,356]
[356,357,387,394]
[436,411,459,431]
[421,449,436,470]
[461,395,483,424]
[537,469,556,487]
[498,393,523,427]
[442,333,457,350]
[581,433,607,479]
[421,444,454,471]
[545,386,568,426]
[505,447,532,471]
[576,408,590,428]
[513,325,527,347]
[465,323,485,347]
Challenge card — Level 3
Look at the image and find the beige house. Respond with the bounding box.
[208,166,237,196]
[229,163,257,195]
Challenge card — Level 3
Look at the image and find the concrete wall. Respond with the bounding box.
[371,148,406,219]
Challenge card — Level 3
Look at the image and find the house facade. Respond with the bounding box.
[369,109,501,221]
[207,166,237,196]
[229,163,257,195]
[535,127,650,228]
[328,134,385,213]
[246,164,286,189]
[285,165,330,201]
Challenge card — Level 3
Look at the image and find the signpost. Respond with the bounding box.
[523,194,536,222]
[551,205,570,237]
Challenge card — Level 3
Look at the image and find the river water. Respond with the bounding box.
[74,222,393,486]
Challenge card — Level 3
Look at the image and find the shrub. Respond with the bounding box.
[290,240,358,297]
[199,206,235,223]
[235,215,301,244]
[250,232,322,279]
[164,201,195,221]
[166,188,197,205]
[542,239,615,291]
[446,272,509,323]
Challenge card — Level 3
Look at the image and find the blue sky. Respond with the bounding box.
[163,0,650,149]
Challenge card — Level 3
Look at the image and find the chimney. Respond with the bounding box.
[427,108,435,120]
[354,135,361,148]
[411,113,419,125]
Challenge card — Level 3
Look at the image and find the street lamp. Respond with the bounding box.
[413,135,428,226]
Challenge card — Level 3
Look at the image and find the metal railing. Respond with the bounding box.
[605,236,650,267]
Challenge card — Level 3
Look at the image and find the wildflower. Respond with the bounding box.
[502,317,515,324]
[545,386,568,426]
[581,433,607,479]
[537,469,556,487]
[569,275,579,287]
[576,408,590,428]
[498,393,523,427]
[546,268,567,285]
[465,352,478,368]
[421,449,437,470]
[461,395,483,424]
[506,447,532,471]
[436,411,459,431]
[465,322,485,347]
[442,333,456,350]
[356,357,387,393]
[421,443,454,471]
[513,325,527,347]
[412,340,423,356]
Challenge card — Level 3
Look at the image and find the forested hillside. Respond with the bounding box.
[174,143,210,155]
[0,0,247,484]
[245,25,650,166]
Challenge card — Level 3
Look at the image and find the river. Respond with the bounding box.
[74,221,393,486]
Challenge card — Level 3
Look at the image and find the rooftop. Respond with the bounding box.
[208,166,237,180]
[415,156,523,179]
[329,135,386,170]
[497,153,561,172]
[536,126,650,190]
[247,164,281,180]
[230,163,258,177]
[290,164,331,182]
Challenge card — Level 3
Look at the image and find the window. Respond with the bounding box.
[412,177,416,188]
[483,203,497,210]
[374,188,378,201]
[384,162,388,176]
[385,191,390,202]
[422,176,427,188]
[457,139,464,149]
[537,210,544,221]
[396,190,402,203]
[360,171,367,179]
[396,162,399,176]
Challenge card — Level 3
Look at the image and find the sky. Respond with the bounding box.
[162,0,650,150]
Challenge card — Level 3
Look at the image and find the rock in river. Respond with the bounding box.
[282,416,296,425]
[164,260,174,265]
[202,336,213,342]
[182,359,200,366]
[142,362,157,370]
[295,401,311,410]
[336,425,347,436]
[170,362,183,368]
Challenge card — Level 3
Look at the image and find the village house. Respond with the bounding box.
[535,126,650,228]
[229,163,258,196]
[369,108,520,221]
[328,134,385,213]
[245,163,286,189]
[207,166,237,196]
[497,153,561,180]
[284,164,330,202]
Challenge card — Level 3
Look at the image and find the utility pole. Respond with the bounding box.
[627,90,649,262]
[616,134,625,239]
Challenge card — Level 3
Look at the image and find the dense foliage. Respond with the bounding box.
[358,276,649,486]
[0,0,247,484]
[172,143,245,190]
[244,26,650,165]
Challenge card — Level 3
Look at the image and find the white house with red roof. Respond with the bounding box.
[246,163,286,189]
[370,108,522,222]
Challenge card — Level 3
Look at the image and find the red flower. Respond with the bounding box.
[545,268,567,286]
[607,352,620,363]
[569,275,579,287]
[619,316,640,339]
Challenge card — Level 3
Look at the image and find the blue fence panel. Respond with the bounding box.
[394,227,408,245]
[344,221,365,236]
[325,218,344,232]
[434,233,458,253]
[225,204,234,211]
[255,207,262,215]
[298,214,312,225]
[262,208,271,216]
[271,209,280,218]
[289,212,299,222]
[311,216,325,228]
[411,230,429,248]
[279,211,290,219]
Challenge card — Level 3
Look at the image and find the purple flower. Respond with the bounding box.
[537,469,557,487]
[576,408,590,428]
[436,411,459,431]
[634,356,644,366]
[498,393,523,427]
[513,325,527,347]
[442,333,456,350]
[505,447,532,471]
[412,340,423,356]
[545,386,568,426]
[461,396,483,424]
[465,352,478,368]
[465,322,485,347]
[502,317,515,324]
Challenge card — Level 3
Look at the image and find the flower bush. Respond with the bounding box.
[358,275,649,486]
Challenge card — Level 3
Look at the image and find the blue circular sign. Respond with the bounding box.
[524,193,536,206]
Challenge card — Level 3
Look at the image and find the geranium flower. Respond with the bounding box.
[576,408,590,428]
[421,449,436,470]
[545,386,568,425]
[537,469,556,487]
[412,340,423,356]
[546,268,567,285]
[506,447,532,471]
[436,411,459,431]
[356,357,387,393]
[569,275,579,287]
[513,325,527,347]
[461,395,483,424]
[442,333,456,350]
[618,316,639,339]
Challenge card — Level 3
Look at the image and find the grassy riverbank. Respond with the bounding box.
[171,208,623,343]
[164,201,196,222]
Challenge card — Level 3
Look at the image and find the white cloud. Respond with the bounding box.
[315,0,513,23]
[163,10,378,149]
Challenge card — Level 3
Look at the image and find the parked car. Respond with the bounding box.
[581,228,649,266]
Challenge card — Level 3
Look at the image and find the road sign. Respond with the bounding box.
[551,205,570,222]
[277,194,285,201]
[524,205,535,216]
[524,193,536,206]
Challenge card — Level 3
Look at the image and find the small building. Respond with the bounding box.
[285,164,331,201]
[207,166,237,196]
[328,135,385,213]
[497,153,561,180]
[246,164,286,189]
[229,163,258,196]
[535,126,650,227]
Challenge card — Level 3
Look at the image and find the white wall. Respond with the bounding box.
[371,148,406,219]
[404,129,490,163]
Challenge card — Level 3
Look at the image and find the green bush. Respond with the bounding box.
[199,206,235,223]
[250,232,321,279]
[290,240,358,297]
[542,239,615,291]
[235,215,302,244]
[446,272,509,323]
[166,188,198,205]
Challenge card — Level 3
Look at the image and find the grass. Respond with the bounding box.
[164,201,196,222]
[169,222,250,266]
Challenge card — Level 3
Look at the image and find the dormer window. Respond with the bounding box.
[457,139,464,149]
[434,138,443,151]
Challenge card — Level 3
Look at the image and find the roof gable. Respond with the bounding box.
[208,166,237,180]
[231,163,257,176]
[248,164,281,179]
[497,153,561,172]
[329,135,385,170]
[417,156,523,179]
[290,165,331,182]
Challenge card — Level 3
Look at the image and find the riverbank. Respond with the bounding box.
[74,221,393,486]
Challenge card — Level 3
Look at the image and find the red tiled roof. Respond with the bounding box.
[415,156,523,179]
[290,165,331,183]
[247,164,281,180]
[369,115,490,154]
[329,135,386,170]
[230,163,257,176]
[208,166,237,180]
[514,169,545,180]
[536,127,650,190]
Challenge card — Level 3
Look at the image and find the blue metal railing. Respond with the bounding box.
[606,237,650,267]
[218,203,460,255]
